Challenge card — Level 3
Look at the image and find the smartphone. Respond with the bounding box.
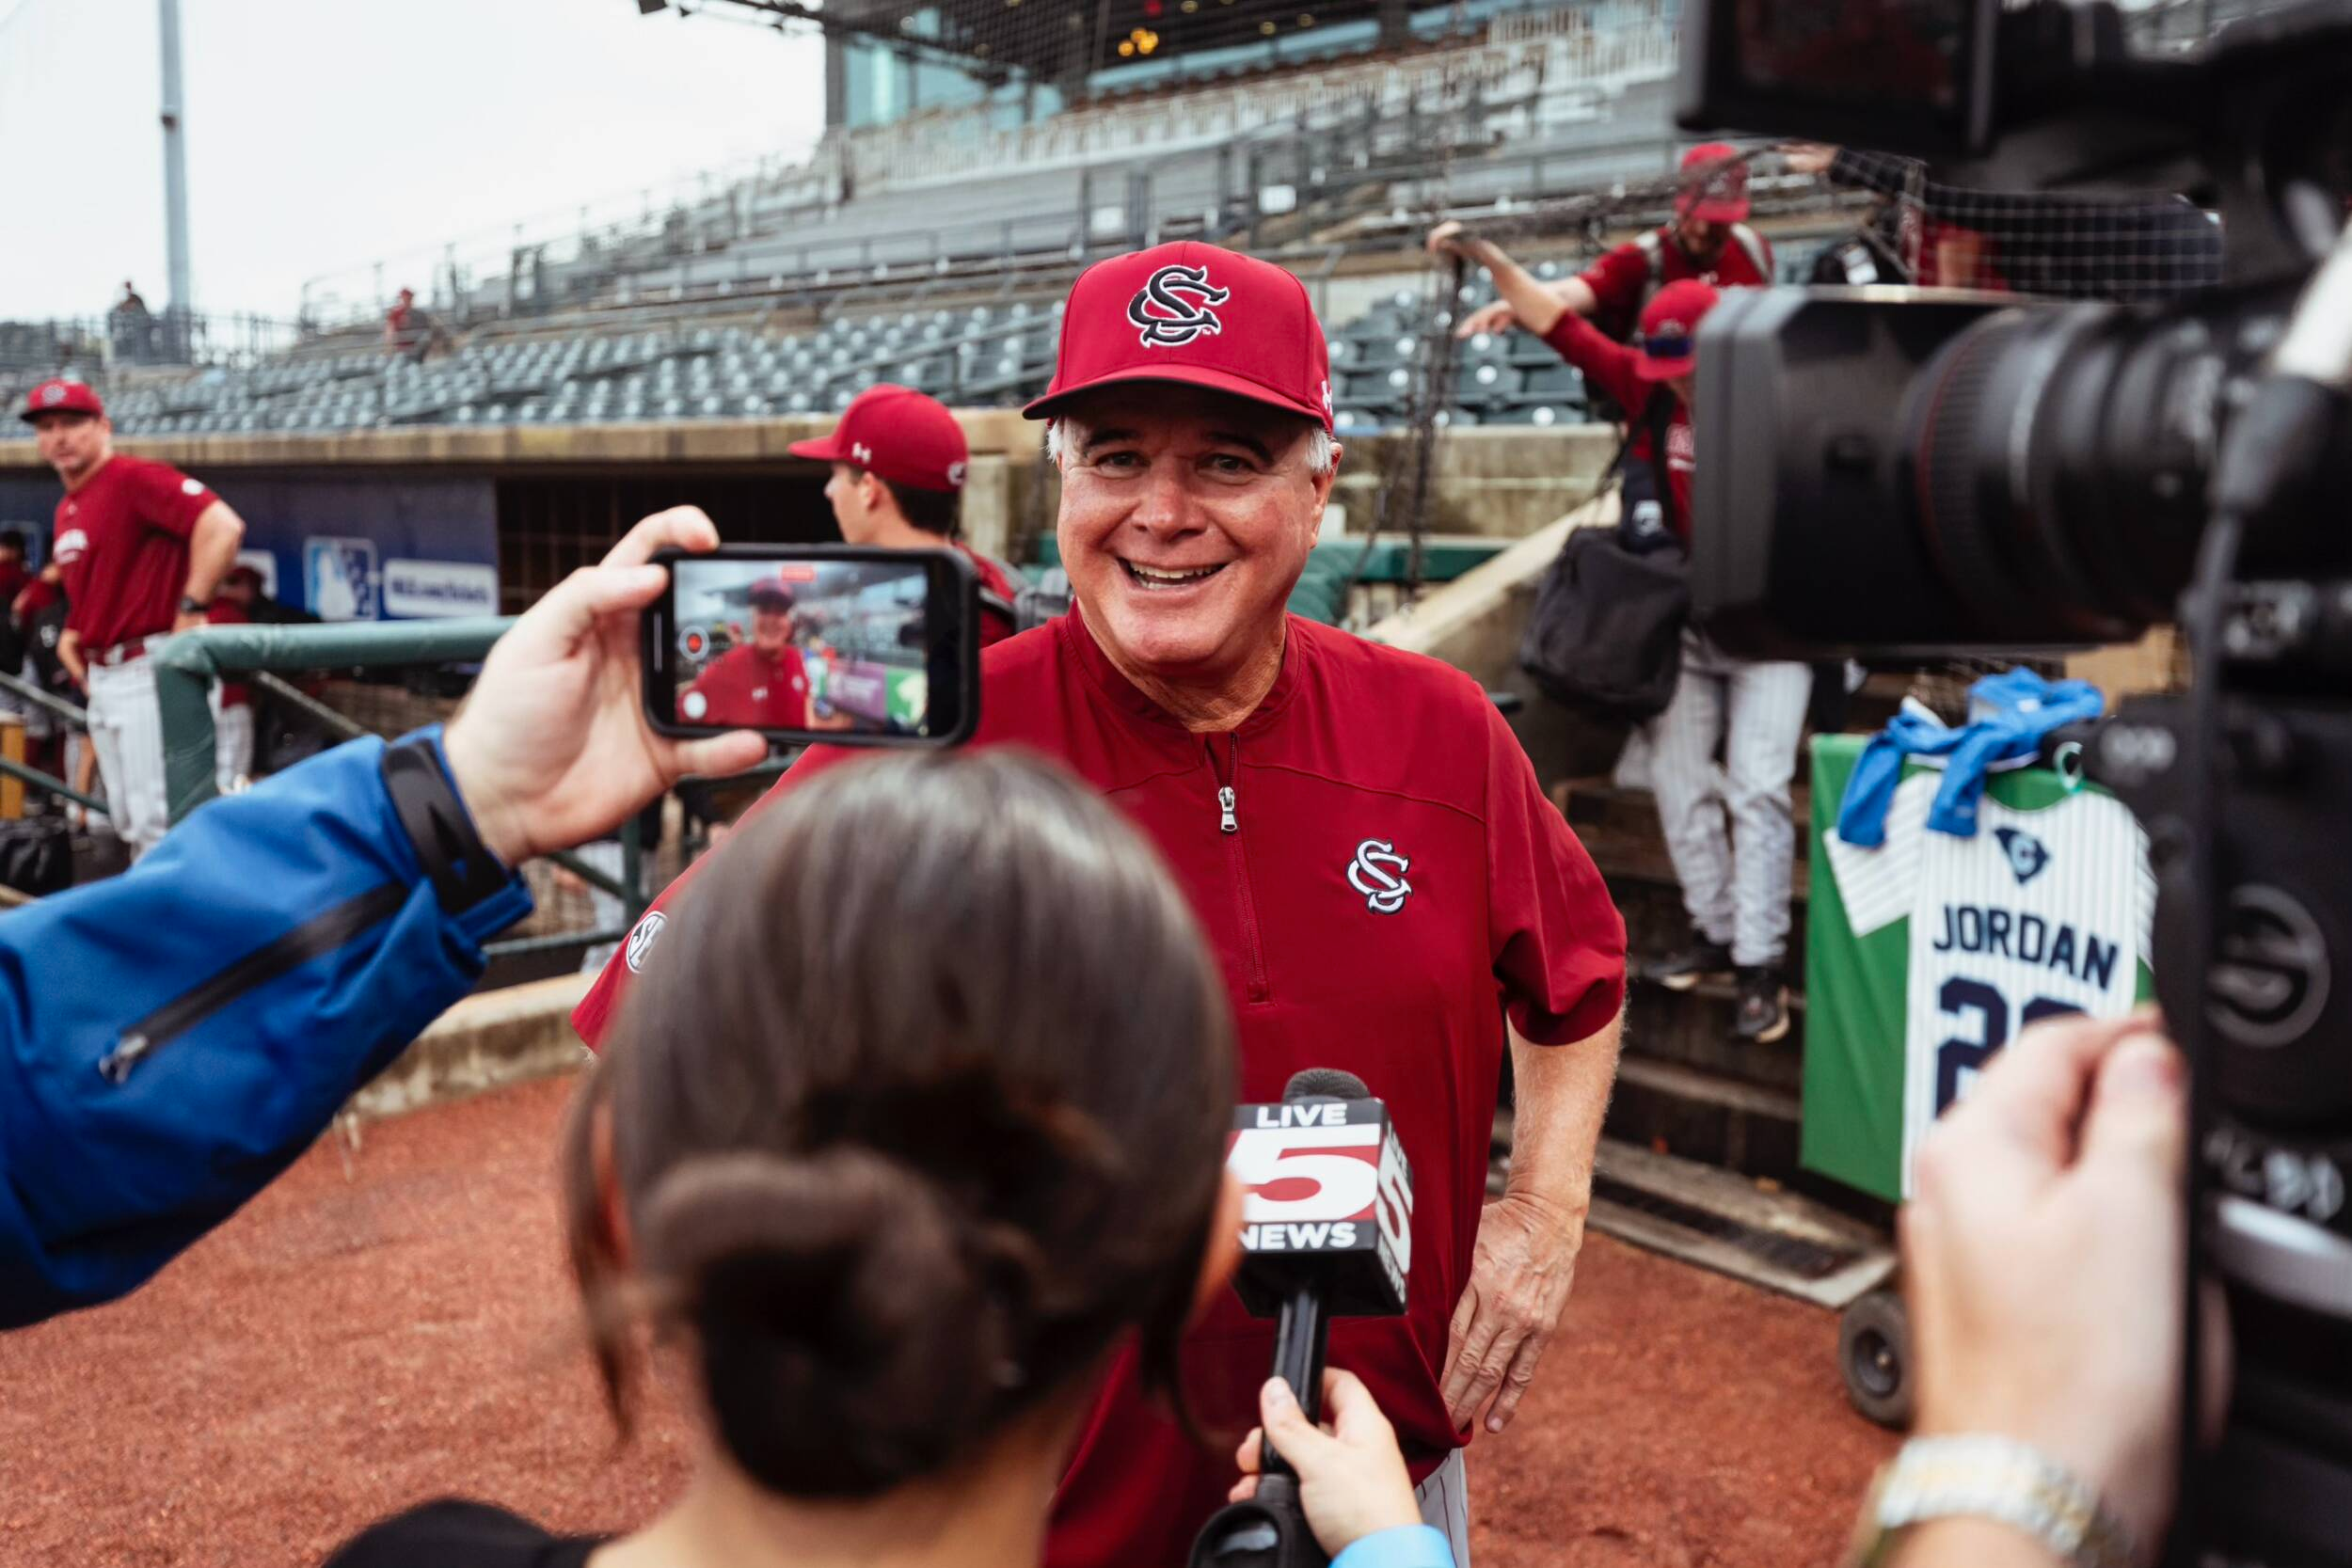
[643,545,980,748]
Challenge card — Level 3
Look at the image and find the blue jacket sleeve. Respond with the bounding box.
[1332,1526,1454,1568]
[0,728,532,1329]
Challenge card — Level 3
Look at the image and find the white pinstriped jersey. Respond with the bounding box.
[1823,772,2153,1195]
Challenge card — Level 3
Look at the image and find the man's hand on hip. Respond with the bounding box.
[1439,1188,1586,1434]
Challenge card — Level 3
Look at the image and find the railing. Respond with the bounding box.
[286,6,1684,336]
[0,671,104,816]
[0,311,306,377]
[149,619,658,961]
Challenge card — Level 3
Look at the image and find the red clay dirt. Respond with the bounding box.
[0,1076,1895,1567]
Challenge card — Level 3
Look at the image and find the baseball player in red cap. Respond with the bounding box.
[787,383,1025,646]
[675,575,830,732]
[572,241,1628,1568]
[1434,221,1812,1043]
[1456,143,1772,347]
[22,378,247,856]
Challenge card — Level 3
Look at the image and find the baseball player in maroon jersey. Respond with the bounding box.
[1436,219,1814,1042]
[676,577,825,731]
[789,382,1026,647]
[573,243,1628,1567]
[22,379,246,857]
[1454,143,1773,347]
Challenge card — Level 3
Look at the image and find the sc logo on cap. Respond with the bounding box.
[1128,263,1230,349]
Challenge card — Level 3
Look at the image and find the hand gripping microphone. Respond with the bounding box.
[1188,1069,1415,1568]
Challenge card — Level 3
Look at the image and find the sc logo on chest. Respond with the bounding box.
[1346,838,1412,914]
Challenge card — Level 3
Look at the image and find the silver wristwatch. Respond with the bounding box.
[1846,1435,2136,1568]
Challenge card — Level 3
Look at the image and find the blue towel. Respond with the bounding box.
[1836,669,2106,845]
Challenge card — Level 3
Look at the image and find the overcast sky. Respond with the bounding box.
[0,0,826,323]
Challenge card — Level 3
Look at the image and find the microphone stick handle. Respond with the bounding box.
[1262,1281,1330,1483]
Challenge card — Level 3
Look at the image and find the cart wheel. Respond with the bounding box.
[1838,1287,1914,1431]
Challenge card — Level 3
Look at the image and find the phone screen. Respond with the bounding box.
[644,546,978,748]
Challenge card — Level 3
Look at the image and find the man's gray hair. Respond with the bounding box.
[1044,416,1337,477]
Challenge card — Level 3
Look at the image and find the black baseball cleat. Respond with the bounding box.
[1734,966,1791,1045]
[1644,939,1735,991]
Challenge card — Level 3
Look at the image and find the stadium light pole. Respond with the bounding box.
[157,0,194,357]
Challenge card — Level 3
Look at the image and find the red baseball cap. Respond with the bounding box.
[1025,242,1333,431]
[1633,279,1721,382]
[19,379,103,423]
[788,383,969,495]
[1676,143,1751,225]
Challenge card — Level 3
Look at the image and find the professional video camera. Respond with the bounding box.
[1678,3,2352,1564]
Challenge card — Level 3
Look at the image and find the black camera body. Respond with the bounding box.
[1679,2,2352,1563]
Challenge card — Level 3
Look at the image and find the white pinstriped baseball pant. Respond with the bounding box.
[1642,627,1811,969]
[85,656,172,859]
[1415,1449,1470,1566]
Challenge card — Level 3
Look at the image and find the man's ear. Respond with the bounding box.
[856,470,892,515]
[1311,439,1343,514]
[1188,1170,1247,1326]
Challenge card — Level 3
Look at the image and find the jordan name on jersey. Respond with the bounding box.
[1825,772,2153,1194]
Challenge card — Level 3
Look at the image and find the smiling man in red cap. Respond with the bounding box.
[22,377,247,857]
[1434,217,1813,1044]
[787,382,1025,646]
[573,242,1626,1568]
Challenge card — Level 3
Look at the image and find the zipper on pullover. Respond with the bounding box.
[1204,734,1269,1003]
[97,882,409,1083]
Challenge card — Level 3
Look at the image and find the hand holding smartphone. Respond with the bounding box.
[643,545,981,748]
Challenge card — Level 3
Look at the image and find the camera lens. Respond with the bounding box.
[1900,303,2227,642]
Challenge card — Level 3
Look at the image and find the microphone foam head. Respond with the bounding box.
[1283,1067,1370,1101]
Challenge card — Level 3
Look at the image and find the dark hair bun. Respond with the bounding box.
[640,1148,1017,1498]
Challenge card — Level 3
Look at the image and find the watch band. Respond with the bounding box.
[178,594,207,615]
[381,736,512,914]
[1846,1435,2135,1568]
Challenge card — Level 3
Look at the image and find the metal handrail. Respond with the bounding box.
[0,670,87,730]
[147,618,651,940]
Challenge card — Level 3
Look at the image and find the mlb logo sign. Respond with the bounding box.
[305,536,380,621]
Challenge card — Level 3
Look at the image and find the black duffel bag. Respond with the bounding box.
[0,817,71,898]
[1517,520,1690,722]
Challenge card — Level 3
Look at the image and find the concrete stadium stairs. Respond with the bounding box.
[1368,505,1903,1252]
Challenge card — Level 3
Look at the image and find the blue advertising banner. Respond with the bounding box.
[0,467,496,619]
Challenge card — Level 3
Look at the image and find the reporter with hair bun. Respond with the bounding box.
[323,749,1454,1568]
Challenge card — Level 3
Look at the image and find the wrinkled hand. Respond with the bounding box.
[1905,1011,2203,1560]
[1228,1372,1422,1559]
[442,506,766,866]
[1779,141,1839,176]
[1440,1191,1583,1433]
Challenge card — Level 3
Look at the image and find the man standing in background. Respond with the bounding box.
[789,382,1027,645]
[24,379,246,857]
[207,564,263,793]
[1454,144,1773,349]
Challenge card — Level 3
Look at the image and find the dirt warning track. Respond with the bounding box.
[0,1077,1894,1567]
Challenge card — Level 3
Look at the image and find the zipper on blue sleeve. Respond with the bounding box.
[96,882,409,1083]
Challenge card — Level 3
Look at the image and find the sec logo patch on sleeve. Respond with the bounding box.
[624,911,668,973]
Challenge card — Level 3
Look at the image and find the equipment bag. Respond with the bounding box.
[1518,523,1690,721]
[0,817,71,898]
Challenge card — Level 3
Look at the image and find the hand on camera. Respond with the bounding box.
[442,506,766,866]
[1904,1010,2209,1560]
[1229,1371,1423,1558]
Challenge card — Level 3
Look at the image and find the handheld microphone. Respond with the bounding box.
[1188,1069,1416,1568]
